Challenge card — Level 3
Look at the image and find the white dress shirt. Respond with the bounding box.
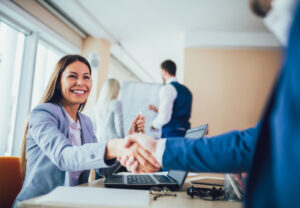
[152,77,178,129]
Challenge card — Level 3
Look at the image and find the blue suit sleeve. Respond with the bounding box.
[162,124,260,173]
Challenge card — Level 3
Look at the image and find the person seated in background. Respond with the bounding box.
[13,55,160,208]
[93,78,145,175]
[149,60,193,137]
[120,0,300,207]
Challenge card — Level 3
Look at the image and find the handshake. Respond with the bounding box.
[107,134,161,173]
[105,114,162,173]
[121,134,161,173]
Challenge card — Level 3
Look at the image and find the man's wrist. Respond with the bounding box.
[154,139,166,166]
[151,121,160,130]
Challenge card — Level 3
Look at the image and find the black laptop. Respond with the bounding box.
[104,124,208,190]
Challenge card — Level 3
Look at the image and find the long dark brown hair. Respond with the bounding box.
[20,55,91,180]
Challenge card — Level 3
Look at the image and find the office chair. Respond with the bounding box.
[0,157,23,208]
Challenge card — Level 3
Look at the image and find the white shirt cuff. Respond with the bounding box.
[154,139,166,166]
[151,119,161,129]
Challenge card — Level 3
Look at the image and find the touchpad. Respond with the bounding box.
[104,175,125,184]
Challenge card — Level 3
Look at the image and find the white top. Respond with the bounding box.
[64,108,81,146]
[152,77,178,129]
[94,99,125,142]
[63,107,83,186]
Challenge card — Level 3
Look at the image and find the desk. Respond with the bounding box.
[18,173,242,208]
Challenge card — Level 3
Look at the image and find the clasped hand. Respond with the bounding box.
[123,114,161,173]
[106,114,161,173]
[118,134,161,173]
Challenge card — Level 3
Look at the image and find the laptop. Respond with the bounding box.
[185,123,208,139]
[104,124,209,190]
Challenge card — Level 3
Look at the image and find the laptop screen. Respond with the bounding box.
[167,170,188,186]
[184,124,208,139]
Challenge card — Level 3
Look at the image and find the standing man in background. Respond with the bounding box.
[149,60,192,137]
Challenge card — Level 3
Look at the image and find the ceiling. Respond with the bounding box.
[53,0,268,40]
[51,0,274,82]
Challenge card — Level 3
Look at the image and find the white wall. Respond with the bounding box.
[185,31,280,48]
[116,31,185,83]
[108,56,141,82]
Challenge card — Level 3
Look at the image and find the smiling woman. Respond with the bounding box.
[13,55,160,208]
[59,61,92,121]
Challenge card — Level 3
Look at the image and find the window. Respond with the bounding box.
[0,21,25,156]
[31,41,64,110]
[0,4,78,156]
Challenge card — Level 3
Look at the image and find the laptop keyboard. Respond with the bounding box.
[127,175,156,184]
[153,175,174,183]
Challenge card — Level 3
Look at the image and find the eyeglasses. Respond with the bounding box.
[186,186,224,201]
[149,187,177,200]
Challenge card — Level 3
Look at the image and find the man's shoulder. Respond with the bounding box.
[170,82,192,96]
[163,82,177,91]
[170,81,187,88]
[159,84,177,97]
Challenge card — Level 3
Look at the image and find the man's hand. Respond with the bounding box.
[120,142,160,173]
[148,104,158,113]
[119,154,160,173]
[118,134,161,173]
[124,134,158,153]
[106,138,160,173]
[127,114,145,135]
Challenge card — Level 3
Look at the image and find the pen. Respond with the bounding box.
[139,112,143,134]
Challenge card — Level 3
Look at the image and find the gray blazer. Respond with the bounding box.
[93,100,124,177]
[13,103,115,207]
[94,99,125,141]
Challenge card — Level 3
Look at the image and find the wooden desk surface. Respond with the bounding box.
[19,173,243,208]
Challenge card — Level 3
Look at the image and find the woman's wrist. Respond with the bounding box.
[105,139,123,160]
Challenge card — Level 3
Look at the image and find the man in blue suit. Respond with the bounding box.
[121,0,300,207]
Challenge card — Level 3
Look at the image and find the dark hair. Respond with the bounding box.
[250,0,271,17]
[20,54,91,180]
[161,60,176,76]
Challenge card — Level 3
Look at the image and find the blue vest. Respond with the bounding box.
[162,82,192,133]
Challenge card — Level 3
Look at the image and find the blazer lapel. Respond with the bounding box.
[59,104,70,139]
